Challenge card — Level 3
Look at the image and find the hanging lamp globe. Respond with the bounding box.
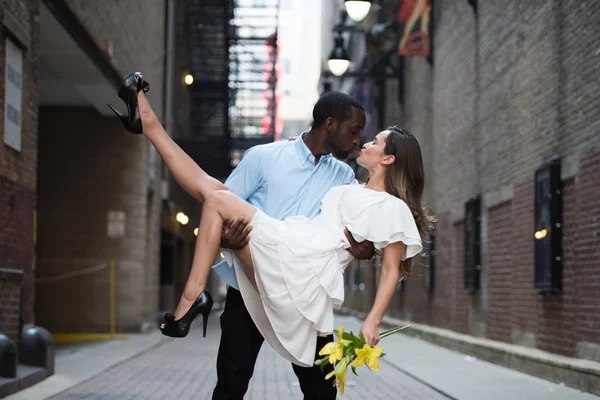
[327,36,351,76]
[344,0,372,22]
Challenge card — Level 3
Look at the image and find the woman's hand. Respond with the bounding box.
[360,318,381,346]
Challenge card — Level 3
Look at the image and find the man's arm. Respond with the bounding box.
[344,229,376,260]
[342,167,376,260]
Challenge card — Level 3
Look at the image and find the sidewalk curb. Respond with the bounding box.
[338,308,600,396]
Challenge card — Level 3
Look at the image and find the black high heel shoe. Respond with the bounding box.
[160,291,213,338]
[106,72,150,134]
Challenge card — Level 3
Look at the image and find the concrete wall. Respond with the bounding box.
[32,0,166,333]
[62,0,166,117]
[35,108,161,332]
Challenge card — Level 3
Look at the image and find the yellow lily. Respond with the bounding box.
[324,357,349,395]
[351,344,384,372]
[318,326,352,364]
[335,358,348,395]
[337,368,347,394]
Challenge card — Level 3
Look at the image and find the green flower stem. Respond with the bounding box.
[379,324,411,340]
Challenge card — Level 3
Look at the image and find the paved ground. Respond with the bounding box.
[45,315,448,400]
[7,314,600,400]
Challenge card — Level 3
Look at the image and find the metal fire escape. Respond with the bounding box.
[179,0,280,178]
[229,0,281,160]
[180,0,234,180]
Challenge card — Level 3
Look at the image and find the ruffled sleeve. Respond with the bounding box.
[340,188,423,260]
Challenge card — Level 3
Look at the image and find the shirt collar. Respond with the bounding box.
[295,132,331,165]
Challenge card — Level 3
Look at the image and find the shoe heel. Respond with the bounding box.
[107,103,124,118]
[202,311,209,338]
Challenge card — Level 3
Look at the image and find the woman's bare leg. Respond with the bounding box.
[171,190,258,321]
[399,0,426,50]
[136,89,227,203]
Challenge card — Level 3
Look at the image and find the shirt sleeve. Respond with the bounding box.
[216,146,265,291]
[224,146,264,201]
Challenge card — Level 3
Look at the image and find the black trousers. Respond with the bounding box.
[212,286,336,400]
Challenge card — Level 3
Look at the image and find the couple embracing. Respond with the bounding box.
[108,72,433,399]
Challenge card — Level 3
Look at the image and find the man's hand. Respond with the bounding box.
[344,228,375,260]
[221,218,252,250]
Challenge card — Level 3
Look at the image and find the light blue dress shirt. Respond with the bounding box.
[212,133,356,290]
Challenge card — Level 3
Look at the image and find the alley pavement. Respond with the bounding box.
[7,314,599,400]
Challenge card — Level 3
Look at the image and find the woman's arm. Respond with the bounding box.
[137,92,228,203]
[361,241,405,345]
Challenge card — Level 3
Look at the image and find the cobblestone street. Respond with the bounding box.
[48,314,448,400]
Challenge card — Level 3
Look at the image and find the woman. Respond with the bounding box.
[108,73,433,367]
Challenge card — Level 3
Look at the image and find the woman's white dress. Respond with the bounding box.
[222,183,423,367]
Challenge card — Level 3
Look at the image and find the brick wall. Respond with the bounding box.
[0,275,22,343]
[35,107,157,332]
[0,0,40,335]
[346,0,600,360]
[485,202,513,342]
[571,149,600,360]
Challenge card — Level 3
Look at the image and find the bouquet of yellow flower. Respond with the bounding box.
[314,324,411,395]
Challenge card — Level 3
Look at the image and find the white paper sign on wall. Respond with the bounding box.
[107,211,126,238]
[4,38,23,152]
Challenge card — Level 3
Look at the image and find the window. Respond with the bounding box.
[424,228,436,292]
[468,0,478,13]
[534,157,562,294]
[464,196,481,293]
[4,38,23,151]
[426,0,435,65]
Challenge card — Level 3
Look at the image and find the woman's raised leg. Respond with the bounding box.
[136,89,227,204]
[170,190,258,321]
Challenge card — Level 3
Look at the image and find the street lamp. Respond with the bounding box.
[327,35,351,76]
[184,74,194,85]
[344,0,372,22]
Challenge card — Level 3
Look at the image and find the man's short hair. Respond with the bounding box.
[312,91,364,128]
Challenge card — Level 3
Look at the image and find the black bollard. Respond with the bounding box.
[19,325,55,376]
[0,334,17,378]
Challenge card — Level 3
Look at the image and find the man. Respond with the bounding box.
[212,91,375,400]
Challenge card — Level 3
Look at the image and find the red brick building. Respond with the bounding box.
[1,0,42,344]
[341,0,600,364]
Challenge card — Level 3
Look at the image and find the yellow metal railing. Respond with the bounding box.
[36,260,129,344]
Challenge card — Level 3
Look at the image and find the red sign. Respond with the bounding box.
[397,0,432,56]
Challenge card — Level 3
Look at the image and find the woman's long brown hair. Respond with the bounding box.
[383,126,435,279]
